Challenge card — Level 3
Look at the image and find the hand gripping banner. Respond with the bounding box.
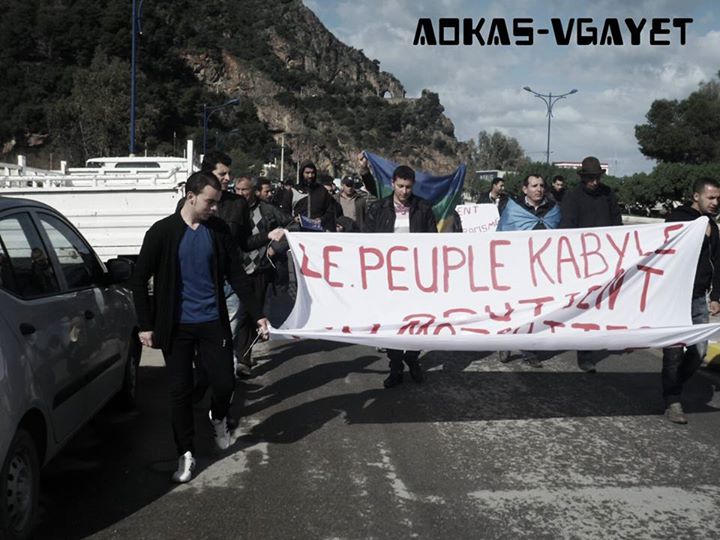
[272,218,720,351]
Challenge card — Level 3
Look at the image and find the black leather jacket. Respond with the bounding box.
[364,194,437,233]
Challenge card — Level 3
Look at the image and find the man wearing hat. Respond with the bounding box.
[560,156,623,372]
[336,175,371,230]
[559,156,622,229]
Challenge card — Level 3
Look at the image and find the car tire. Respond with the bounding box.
[0,429,40,540]
[115,334,142,410]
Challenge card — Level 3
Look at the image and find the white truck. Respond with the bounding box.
[0,141,196,260]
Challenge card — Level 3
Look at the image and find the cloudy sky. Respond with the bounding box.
[303,0,720,176]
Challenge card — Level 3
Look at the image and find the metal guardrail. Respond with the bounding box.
[0,162,64,177]
[0,166,188,189]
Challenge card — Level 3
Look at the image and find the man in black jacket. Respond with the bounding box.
[661,177,720,424]
[199,151,252,245]
[233,176,293,374]
[271,178,295,215]
[560,156,622,373]
[292,161,337,231]
[477,177,508,213]
[559,157,622,229]
[549,174,566,203]
[364,165,438,387]
[130,171,269,483]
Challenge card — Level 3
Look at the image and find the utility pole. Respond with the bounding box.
[129,0,144,156]
[523,86,578,165]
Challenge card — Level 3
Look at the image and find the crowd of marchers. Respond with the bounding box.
[129,150,720,484]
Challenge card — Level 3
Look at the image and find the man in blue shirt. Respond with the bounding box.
[131,171,269,483]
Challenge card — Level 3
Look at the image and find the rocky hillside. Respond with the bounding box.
[0,0,465,176]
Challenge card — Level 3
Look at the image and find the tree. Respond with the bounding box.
[69,50,135,159]
[635,72,720,164]
[470,130,528,171]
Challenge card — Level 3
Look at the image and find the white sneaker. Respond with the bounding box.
[171,451,195,483]
[209,411,231,450]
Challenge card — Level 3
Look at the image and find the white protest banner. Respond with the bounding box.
[273,219,720,350]
[455,203,499,233]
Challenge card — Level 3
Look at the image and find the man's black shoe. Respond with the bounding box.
[383,372,403,388]
[521,353,542,368]
[407,361,424,383]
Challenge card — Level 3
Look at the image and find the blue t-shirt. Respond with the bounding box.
[178,224,219,323]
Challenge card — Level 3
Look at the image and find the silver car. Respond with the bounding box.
[0,197,140,540]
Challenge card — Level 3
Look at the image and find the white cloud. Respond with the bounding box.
[305,0,720,175]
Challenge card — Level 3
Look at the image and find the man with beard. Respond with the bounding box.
[560,157,622,373]
[292,161,337,231]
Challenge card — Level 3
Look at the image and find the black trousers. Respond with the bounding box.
[387,349,420,373]
[163,320,234,455]
[661,346,704,405]
[661,296,708,404]
[236,271,272,365]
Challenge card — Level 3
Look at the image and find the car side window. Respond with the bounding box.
[0,213,61,297]
[37,213,104,290]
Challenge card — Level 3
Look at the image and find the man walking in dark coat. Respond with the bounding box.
[559,156,622,372]
[130,171,269,483]
[661,177,720,423]
[232,176,291,375]
[292,161,337,231]
[364,165,437,388]
[559,157,622,229]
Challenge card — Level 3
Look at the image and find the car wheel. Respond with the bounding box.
[115,335,142,410]
[0,429,40,540]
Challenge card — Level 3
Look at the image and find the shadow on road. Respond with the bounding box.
[32,341,719,538]
[248,348,718,444]
[36,364,176,539]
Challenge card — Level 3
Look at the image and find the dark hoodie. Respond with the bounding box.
[666,204,720,301]
[559,182,622,228]
[296,160,316,192]
[292,161,337,230]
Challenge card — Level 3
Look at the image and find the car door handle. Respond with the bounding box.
[19,323,36,335]
[84,310,95,320]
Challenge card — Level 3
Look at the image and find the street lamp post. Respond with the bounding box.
[523,86,578,165]
[202,98,239,156]
[129,0,144,156]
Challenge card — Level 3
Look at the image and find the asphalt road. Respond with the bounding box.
[35,341,720,539]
